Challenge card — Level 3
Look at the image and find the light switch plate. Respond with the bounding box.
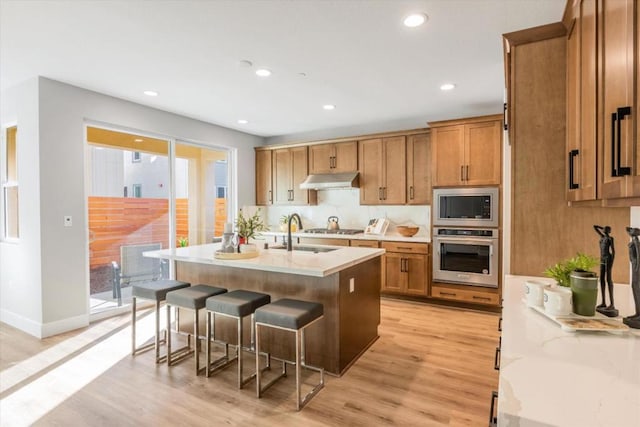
[64,216,72,227]
[349,278,355,293]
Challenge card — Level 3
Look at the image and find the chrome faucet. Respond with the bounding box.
[287,213,303,251]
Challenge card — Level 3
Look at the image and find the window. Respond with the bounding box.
[132,184,142,198]
[2,126,18,240]
[132,151,141,163]
[216,186,227,198]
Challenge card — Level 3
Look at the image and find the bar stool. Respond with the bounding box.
[166,284,227,374]
[131,279,190,363]
[254,298,325,410]
[205,290,271,388]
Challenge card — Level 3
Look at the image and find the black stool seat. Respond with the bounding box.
[255,298,324,330]
[206,290,271,317]
[132,280,190,301]
[167,284,227,309]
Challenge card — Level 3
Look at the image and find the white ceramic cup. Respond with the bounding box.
[524,280,547,307]
[543,286,572,316]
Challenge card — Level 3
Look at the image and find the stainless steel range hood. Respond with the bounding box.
[299,172,359,190]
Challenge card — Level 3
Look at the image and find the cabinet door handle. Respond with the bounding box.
[498,317,502,332]
[268,190,272,203]
[611,111,618,177]
[383,187,387,200]
[396,246,412,251]
[404,258,409,273]
[568,149,579,189]
[503,102,508,131]
[440,291,456,297]
[473,295,491,301]
[460,165,465,181]
[465,165,469,181]
[617,106,631,176]
[494,346,501,370]
[409,186,414,200]
[489,391,498,426]
[378,187,382,200]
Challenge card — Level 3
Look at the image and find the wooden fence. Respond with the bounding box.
[88,196,226,269]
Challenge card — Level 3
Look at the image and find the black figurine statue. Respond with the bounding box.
[594,225,618,317]
[624,227,640,329]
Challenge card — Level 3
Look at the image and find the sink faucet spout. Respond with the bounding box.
[287,213,304,251]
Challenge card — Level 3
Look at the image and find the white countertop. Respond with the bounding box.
[499,275,640,427]
[261,230,430,243]
[144,243,385,277]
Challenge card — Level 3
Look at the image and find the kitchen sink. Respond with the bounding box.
[269,245,338,253]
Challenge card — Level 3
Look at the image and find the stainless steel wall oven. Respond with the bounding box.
[432,227,499,288]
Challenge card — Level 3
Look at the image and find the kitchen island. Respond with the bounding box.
[145,243,385,375]
[499,275,640,426]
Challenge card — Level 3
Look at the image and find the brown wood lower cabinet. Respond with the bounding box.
[381,242,429,296]
[431,283,500,306]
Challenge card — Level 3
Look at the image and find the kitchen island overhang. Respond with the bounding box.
[145,244,385,375]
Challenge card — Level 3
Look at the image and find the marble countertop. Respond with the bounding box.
[261,230,430,243]
[499,275,640,427]
[144,243,385,277]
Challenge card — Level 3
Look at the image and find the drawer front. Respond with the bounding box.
[382,241,429,254]
[431,285,499,305]
[350,239,380,248]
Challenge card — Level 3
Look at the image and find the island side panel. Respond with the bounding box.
[175,262,341,374]
[338,256,381,372]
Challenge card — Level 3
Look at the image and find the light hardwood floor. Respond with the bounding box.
[0,298,499,426]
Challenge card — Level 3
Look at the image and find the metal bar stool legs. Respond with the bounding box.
[255,299,325,411]
[130,280,190,364]
[205,290,271,389]
[165,285,228,375]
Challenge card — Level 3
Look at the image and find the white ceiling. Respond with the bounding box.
[0,0,565,139]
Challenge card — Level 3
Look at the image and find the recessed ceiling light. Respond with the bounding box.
[255,68,272,77]
[323,104,336,110]
[440,83,456,91]
[403,13,428,28]
[143,90,158,96]
[237,119,249,124]
[134,138,143,142]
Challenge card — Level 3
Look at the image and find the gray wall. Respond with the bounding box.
[1,77,263,337]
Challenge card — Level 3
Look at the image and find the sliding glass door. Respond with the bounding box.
[85,127,231,316]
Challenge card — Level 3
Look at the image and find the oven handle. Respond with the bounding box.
[434,238,497,245]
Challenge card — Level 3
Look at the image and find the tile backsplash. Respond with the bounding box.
[243,189,430,237]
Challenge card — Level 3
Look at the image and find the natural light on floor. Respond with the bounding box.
[0,309,159,426]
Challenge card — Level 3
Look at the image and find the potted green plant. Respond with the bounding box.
[544,252,599,316]
[279,214,298,232]
[177,236,188,247]
[235,209,268,246]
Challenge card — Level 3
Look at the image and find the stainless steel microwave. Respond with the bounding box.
[433,187,499,228]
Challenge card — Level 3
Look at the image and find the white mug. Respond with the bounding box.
[543,286,572,316]
[524,280,547,307]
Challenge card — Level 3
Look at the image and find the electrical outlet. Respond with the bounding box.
[64,216,73,227]
[349,278,355,293]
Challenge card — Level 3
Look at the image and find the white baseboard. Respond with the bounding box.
[41,314,88,338]
[0,309,42,338]
[0,309,88,338]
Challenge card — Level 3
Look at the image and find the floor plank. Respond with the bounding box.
[0,298,499,426]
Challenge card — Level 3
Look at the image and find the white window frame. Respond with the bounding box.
[1,123,19,243]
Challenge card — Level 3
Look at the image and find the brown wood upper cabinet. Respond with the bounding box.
[359,136,406,205]
[406,133,431,204]
[272,146,317,205]
[255,149,272,205]
[308,141,358,174]
[564,0,640,201]
[430,116,502,187]
[566,0,597,201]
[600,0,640,199]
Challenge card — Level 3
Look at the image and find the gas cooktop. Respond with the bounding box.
[303,228,364,235]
